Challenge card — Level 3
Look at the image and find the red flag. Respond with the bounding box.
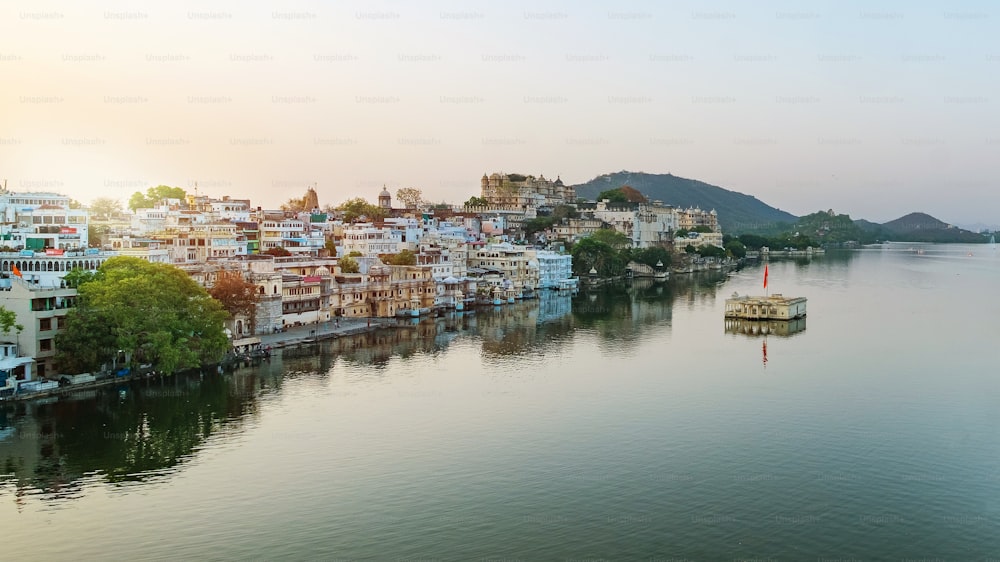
[763,264,768,289]
[11,264,21,278]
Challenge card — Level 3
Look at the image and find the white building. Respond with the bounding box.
[341,223,403,256]
[0,191,90,250]
[534,250,575,289]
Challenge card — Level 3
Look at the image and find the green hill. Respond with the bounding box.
[572,171,798,234]
[878,212,985,243]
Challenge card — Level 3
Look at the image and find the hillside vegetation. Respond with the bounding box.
[573,171,798,234]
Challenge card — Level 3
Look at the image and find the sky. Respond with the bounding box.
[2,0,997,226]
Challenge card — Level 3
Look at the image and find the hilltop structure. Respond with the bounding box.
[480,173,575,209]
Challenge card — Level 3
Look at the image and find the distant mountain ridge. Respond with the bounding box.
[572,171,798,233]
[572,171,985,243]
[856,212,984,243]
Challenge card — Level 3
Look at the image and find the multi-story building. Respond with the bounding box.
[677,207,720,233]
[0,249,119,287]
[578,200,679,249]
[149,222,247,262]
[554,216,603,242]
[480,172,575,209]
[469,243,540,295]
[341,223,403,256]
[259,218,325,255]
[534,250,575,290]
[0,276,78,379]
[0,191,90,250]
[281,268,333,326]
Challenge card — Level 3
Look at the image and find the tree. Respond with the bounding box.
[0,306,23,340]
[697,244,727,259]
[725,239,747,259]
[281,197,307,213]
[618,185,648,203]
[571,237,628,278]
[55,257,229,375]
[339,256,360,274]
[596,188,629,203]
[464,196,489,207]
[552,204,579,220]
[337,198,385,222]
[89,197,122,220]
[63,267,96,288]
[385,249,416,266]
[396,188,423,209]
[523,216,556,236]
[209,271,260,335]
[89,224,110,247]
[588,228,631,250]
[738,234,770,250]
[128,185,186,210]
[281,187,319,213]
[263,247,291,257]
[632,246,672,269]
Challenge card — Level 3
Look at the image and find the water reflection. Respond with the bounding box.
[724,317,807,337]
[0,274,731,499]
[0,370,271,497]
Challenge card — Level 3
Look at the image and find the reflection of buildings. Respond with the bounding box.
[724,317,806,337]
[0,367,270,495]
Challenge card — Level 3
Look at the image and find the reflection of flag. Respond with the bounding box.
[11,265,21,277]
[763,264,768,289]
[762,340,768,366]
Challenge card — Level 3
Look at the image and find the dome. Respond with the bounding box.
[314,265,331,276]
[379,187,391,198]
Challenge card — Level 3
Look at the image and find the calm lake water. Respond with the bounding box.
[3,243,999,561]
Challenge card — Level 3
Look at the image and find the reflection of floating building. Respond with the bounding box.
[725,317,806,337]
[724,293,807,320]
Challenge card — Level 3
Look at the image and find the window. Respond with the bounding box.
[40,339,52,352]
[39,318,52,331]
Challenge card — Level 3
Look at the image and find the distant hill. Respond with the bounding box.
[877,212,985,243]
[572,171,797,233]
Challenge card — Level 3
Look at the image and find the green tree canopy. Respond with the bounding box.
[396,188,423,209]
[464,196,489,207]
[725,239,747,259]
[588,228,632,250]
[56,257,228,375]
[385,249,416,266]
[596,188,629,203]
[632,246,672,269]
[337,198,385,222]
[89,197,122,220]
[63,267,96,288]
[571,237,628,277]
[0,306,23,340]
[128,185,187,210]
[339,256,360,274]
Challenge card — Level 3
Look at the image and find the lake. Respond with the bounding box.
[2,243,999,560]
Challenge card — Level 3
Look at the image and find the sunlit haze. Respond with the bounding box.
[3,0,996,225]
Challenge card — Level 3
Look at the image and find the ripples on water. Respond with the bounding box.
[2,245,1000,560]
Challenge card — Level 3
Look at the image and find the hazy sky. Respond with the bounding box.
[3,0,996,225]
